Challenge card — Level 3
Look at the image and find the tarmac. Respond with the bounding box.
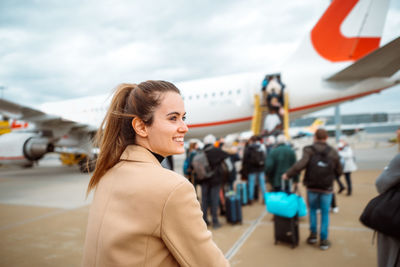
[0,134,398,267]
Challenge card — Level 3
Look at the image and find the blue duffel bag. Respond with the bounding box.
[264,192,307,218]
[297,195,308,217]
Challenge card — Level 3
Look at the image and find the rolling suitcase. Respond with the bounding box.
[225,192,242,224]
[270,178,299,248]
[273,215,299,248]
[236,182,248,205]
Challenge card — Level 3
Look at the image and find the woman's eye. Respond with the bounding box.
[182,116,187,121]
[170,116,177,121]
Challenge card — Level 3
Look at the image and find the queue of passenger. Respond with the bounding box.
[183,129,351,252]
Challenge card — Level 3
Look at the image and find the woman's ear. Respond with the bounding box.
[132,117,148,137]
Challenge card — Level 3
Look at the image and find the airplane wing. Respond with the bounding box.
[0,98,93,134]
[326,37,400,81]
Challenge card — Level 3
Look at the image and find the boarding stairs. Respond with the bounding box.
[250,93,290,139]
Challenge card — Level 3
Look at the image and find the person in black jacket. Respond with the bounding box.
[283,129,342,250]
[375,153,400,267]
[242,135,267,203]
[200,134,229,229]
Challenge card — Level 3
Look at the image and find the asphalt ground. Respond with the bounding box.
[0,140,398,267]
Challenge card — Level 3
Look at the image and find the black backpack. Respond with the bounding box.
[304,146,335,190]
[249,144,265,167]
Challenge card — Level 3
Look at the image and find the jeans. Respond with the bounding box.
[248,171,266,201]
[201,183,220,224]
[307,190,332,240]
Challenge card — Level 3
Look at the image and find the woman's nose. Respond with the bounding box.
[179,121,189,133]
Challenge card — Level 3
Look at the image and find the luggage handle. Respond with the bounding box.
[281,176,292,193]
[281,177,301,195]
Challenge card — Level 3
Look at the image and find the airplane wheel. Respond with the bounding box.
[79,158,96,173]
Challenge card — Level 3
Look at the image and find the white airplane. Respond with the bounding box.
[0,0,399,170]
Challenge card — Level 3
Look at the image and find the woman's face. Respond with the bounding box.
[145,91,188,157]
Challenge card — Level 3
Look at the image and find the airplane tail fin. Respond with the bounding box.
[306,118,326,133]
[311,0,390,62]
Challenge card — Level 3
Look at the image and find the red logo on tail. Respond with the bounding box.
[311,0,380,62]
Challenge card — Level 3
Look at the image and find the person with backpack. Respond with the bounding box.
[242,135,267,203]
[282,129,342,250]
[222,143,241,191]
[194,134,229,229]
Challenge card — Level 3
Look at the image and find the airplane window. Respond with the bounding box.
[212,92,216,97]
[228,90,232,95]
[220,91,224,96]
[237,89,241,94]
[196,95,200,99]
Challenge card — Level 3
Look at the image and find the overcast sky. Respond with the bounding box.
[0,0,399,115]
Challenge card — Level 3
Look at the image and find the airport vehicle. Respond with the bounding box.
[0,0,399,170]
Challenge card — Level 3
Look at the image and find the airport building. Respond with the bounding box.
[291,112,400,135]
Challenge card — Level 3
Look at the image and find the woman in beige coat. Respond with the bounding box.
[82,81,229,267]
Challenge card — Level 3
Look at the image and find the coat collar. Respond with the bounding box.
[120,145,162,166]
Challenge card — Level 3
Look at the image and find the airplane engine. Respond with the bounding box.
[0,132,53,167]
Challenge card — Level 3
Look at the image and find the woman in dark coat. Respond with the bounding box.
[375,153,400,267]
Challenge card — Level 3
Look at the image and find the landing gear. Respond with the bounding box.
[78,156,96,173]
[60,153,96,173]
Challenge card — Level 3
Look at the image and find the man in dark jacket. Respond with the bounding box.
[282,129,342,250]
[200,134,229,229]
[265,134,298,192]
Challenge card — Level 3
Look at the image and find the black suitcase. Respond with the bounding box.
[273,215,299,248]
[225,193,243,224]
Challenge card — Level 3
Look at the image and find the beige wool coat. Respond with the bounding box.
[82,145,229,267]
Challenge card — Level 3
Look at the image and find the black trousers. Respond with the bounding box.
[201,183,221,225]
[335,175,345,191]
[344,172,352,195]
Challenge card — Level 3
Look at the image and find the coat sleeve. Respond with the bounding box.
[161,181,230,267]
[332,150,343,177]
[376,153,400,194]
[289,150,299,183]
[286,146,311,177]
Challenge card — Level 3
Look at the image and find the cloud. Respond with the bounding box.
[0,0,399,116]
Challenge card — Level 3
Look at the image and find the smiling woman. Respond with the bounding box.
[83,80,229,267]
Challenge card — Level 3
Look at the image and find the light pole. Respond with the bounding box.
[335,105,342,143]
